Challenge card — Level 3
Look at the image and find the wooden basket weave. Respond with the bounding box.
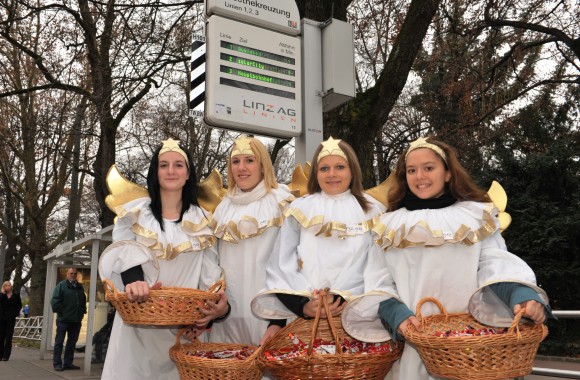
[169,328,262,380]
[258,289,403,380]
[404,297,548,380]
[103,278,223,325]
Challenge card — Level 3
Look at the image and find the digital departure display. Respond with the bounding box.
[221,41,295,65]
[220,53,295,76]
[220,65,295,88]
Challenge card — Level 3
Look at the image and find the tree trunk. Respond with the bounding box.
[27,226,49,316]
[326,0,442,187]
[93,117,117,228]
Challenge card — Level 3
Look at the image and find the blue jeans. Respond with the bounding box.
[53,320,82,367]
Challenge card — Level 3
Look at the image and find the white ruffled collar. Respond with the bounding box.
[228,180,268,205]
[284,191,383,237]
[320,189,352,199]
[372,201,499,249]
[210,184,294,242]
[114,197,216,259]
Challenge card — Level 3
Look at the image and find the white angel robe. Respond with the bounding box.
[208,182,294,346]
[252,190,385,319]
[341,201,549,380]
[98,197,223,380]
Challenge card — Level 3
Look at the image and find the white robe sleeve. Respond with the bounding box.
[469,231,549,326]
[198,244,224,291]
[98,240,159,291]
[341,243,397,342]
[264,216,311,292]
[98,205,160,290]
[251,216,311,319]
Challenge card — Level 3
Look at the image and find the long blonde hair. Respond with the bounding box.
[227,138,278,193]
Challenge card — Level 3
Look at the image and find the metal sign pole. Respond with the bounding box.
[295,18,324,166]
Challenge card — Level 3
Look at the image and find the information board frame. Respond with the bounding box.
[205,15,302,138]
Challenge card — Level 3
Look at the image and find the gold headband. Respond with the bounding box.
[158,138,189,167]
[230,136,254,157]
[317,137,348,163]
[405,137,447,164]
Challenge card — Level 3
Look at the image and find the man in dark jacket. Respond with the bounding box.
[50,268,87,371]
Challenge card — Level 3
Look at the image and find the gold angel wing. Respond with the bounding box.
[197,169,227,213]
[106,164,227,215]
[487,180,512,232]
[365,172,397,209]
[288,163,309,197]
[105,164,148,214]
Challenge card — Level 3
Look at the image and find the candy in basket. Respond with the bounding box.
[169,327,262,380]
[404,297,548,380]
[258,289,403,380]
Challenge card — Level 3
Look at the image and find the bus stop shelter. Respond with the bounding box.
[41,225,113,377]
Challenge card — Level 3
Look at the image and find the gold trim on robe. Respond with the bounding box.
[209,195,293,243]
[372,204,498,250]
[114,199,216,260]
[284,207,375,239]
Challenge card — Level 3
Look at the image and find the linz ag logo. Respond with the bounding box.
[242,100,297,123]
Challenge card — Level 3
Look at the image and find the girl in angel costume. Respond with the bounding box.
[98,139,228,380]
[341,137,551,380]
[251,137,386,333]
[207,136,294,349]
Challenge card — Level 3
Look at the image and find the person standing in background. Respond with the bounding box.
[50,268,87,371]
[0,281,22,361]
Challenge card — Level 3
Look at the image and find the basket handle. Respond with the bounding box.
[208,279,225,293]
[414,297,448,319]
[102,278,119,299]
[306,288,342,357]
[174,327,202,348]
[507,307,528,340]
[416,298,530,340]
[415,297,449,331]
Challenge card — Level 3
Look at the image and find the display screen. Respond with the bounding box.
[220,53,295,77]
[220,78,295,100]
[221,41,295,65]
[220,65,295,88]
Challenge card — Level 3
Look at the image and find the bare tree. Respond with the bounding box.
[1,0,205,227]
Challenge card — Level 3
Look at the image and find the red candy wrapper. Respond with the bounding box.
[185,346,254,360]
[263,332,397,361]
[433,325,507,338]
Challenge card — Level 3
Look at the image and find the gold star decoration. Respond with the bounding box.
[405,137,447,163]
[158,138,189,165]
[317,137,348,163]
[297,257,304,271]
[231,136,254,157]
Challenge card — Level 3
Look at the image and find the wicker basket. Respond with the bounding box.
[169,327,262,380]
[404,297,548,380]
[258,289,403,379]
[103,278,223,325]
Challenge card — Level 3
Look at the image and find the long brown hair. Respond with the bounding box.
[387,137,490,211]
[307,140,371,212]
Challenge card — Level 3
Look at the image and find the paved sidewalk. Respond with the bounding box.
[1,345,578,380]
[0,345,103,380]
